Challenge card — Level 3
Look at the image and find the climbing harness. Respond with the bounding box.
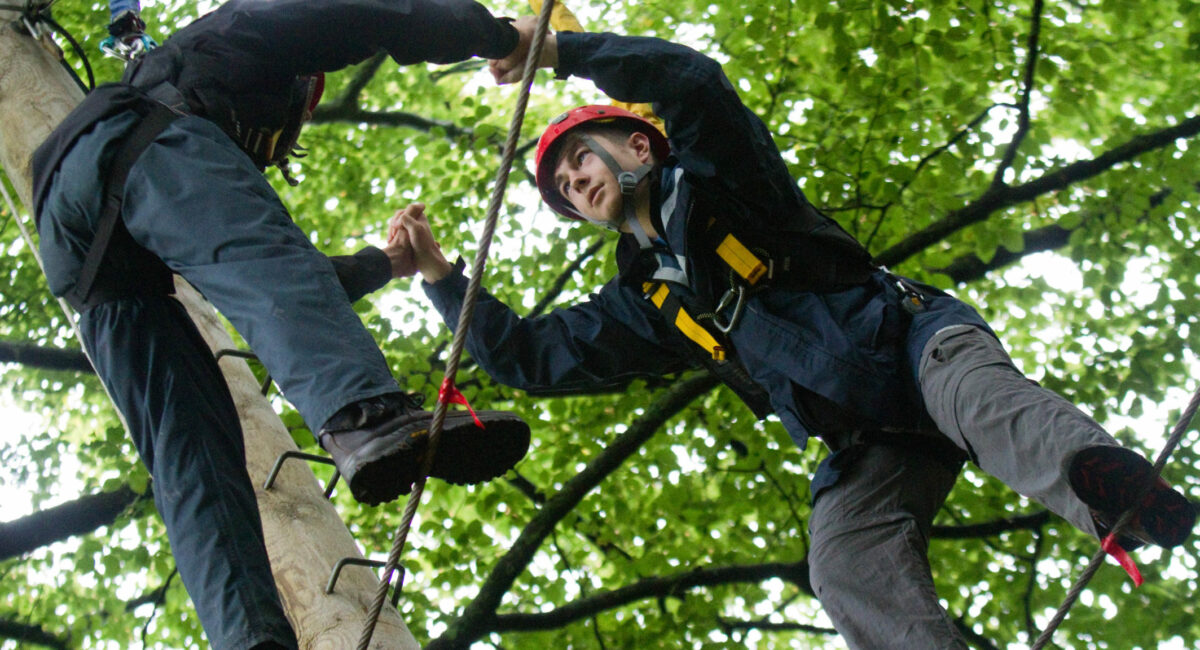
[64,97,179,311]
[354,1,558,647]
[118,32,325,184]
[638,224,769,359]
[645,281,727,360]
[1030,384,1200,649]
[29,85,181,310]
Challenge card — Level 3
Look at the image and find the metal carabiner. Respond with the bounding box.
[712,283,747,334]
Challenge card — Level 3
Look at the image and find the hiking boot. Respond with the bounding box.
[317,393,530,505]
[1067,445,1197,550]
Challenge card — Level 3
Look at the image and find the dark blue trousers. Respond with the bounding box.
[81,296,297,649]
[41,114,403,648]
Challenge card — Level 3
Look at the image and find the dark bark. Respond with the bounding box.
[0,341,92,373]
[876,114,1200,268]
[0,484,144,561]
[490,561,811,633]
[932,510,1051,539]
[937,225,1072,283]
[718,616,838,637]
[0,618,68,649]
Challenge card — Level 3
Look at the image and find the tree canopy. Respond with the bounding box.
[2,0,1199,648]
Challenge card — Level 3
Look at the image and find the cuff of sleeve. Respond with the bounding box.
[422,256,469,297]
[493,17,520,59]
[356,246,393,293]
[553,31,585,79]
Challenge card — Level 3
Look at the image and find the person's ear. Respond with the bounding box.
[627,131,653,164]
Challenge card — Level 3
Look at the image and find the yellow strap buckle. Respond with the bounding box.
[716,233,768,286]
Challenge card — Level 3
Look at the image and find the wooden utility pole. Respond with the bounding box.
[0,12,417,649]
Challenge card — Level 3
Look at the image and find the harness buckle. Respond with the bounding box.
[617,171,638,195]
[712,283,747,334]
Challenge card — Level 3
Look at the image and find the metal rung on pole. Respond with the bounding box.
[263,450,341,498]
[214,347,273,395]
[328,557,404,608]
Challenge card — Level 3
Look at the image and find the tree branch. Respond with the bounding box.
[991,0,1045,188]
[0,484,145,561]
[527,236,608,319]
[489,560,810,633]
[954,616,1002,650]
[935,224,1073,284]
[933,184,1176,283]
[0,340,92,373]
[717,616,837,637]
[309,104,475,138]
[125,569,177,613]
[333,51,388,108]
[428,371,722,649]
[0,618,68,649]
[874,114,1200,268]
[864,103,1015,251]
[1021,529,1047,639]
[931,510,1050,539]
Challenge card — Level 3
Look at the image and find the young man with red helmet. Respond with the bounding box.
[389,16,1196,649]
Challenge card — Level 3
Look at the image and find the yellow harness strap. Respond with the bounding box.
[645,282,726,361]
[715,233,768,285]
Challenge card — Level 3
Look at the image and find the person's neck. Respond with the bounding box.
[623,187,659,239]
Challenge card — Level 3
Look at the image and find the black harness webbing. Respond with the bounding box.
[65,103,180,311]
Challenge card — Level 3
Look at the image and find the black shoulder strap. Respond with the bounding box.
[65,103,180,311]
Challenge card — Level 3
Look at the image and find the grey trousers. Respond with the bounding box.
[808,325,1118,650]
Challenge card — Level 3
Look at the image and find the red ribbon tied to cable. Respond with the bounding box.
[1101,533,1144,587]
[438,376,485,429]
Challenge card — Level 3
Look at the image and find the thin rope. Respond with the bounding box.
[354,2,557,647]
[1030,383,1200,649]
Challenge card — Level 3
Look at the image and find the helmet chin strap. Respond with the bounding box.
[578,134,656,249]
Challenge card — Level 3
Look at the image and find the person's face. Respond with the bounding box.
[552,131,652,228]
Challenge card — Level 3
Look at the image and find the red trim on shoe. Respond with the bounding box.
[1102,533,1143,587]
[439,377,485,429]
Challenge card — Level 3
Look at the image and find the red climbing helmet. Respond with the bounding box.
[534,105,670,220]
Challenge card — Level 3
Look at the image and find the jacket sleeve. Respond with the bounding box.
[328,246,393,303]
[171,0,517,81]
[422,261,693,393]
[554,32,804,220]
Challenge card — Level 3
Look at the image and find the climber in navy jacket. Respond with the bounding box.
[382,17,1196,650]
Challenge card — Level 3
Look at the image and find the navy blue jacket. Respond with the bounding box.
[425,33,991,452]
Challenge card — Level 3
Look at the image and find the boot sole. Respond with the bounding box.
[426,410,531,486]
[340,410,530,505]
[1068,446,1196,548]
